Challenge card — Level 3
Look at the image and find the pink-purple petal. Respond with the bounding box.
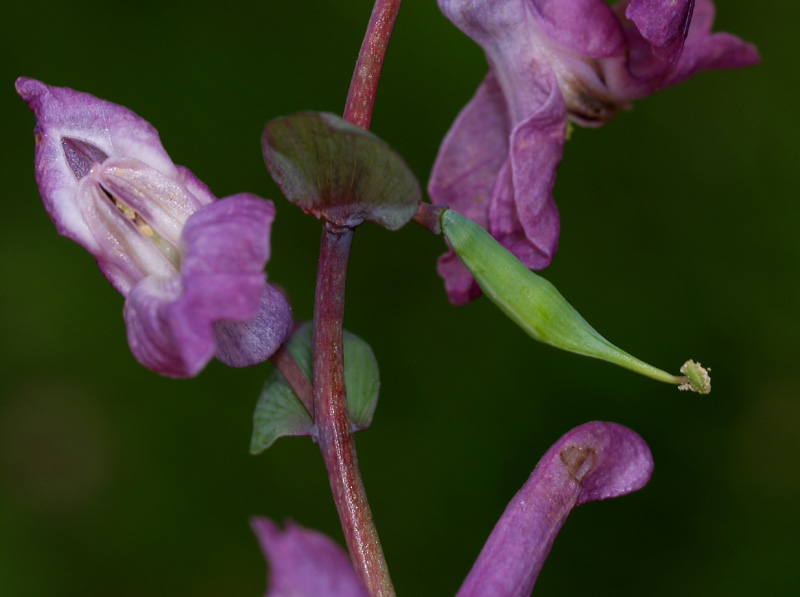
[19,78,291,377]
[180,194,276,277]
[429,72,510,304]
[433,0,758,304]
[457,421,653,597]
[175,165,217,207]
[214,284,292,368]
[124,276,216,378]
[429,73,508,228]
[625,0,695,64]
[251,518,370,597]
[14,80,178,246]
[663,0,760,87]
[15,79,178,178]
[180,194,291,368]
[437,0,528,45]
[497,75,564,270]
[530,0,626,58]
[122,194,289,377]
[437,251,482,305]
[97,157,204,247]
[77,173,178,295]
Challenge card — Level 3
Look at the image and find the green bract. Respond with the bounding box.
[262,112,421,230]
[441,209,692,387]
[251,322,380,453]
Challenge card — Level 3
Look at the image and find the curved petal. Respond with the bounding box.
[457,421,653,597]
[124,276,216,378]
[625,0,695,64]
[214,284,292,368]
[97,157,205,247]
[437,0,529,45]
[15,78,177,252]
[180,193,276,278]
[183,193,291,367]
[251,518,370,597]
[124,270,272,378]
[663,0,760,87]
[175,165,217,207]
[77,170,178,295]
[609,0,758,98]
[529,0,626,58]
[489,70,564,271]
[123,195,289,377]
[436,251,482,306]
[429,72,509,304]
[429,73,508,225]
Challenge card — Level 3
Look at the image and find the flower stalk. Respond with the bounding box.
[343,0,403,130]
[313,222,394,597]
[305,2,405,595]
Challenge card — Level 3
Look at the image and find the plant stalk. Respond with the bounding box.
[311,2,404,594]
[343,0,403,130]
[313,222,394,597]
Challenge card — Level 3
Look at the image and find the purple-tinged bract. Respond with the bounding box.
[457,421,653,597]
[431,0,760,304]
[16,78,292,377]
[251,518,370,597]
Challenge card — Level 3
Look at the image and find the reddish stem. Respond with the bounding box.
[343,0,403,130]
[313,222,394,596]
[311,2,403,594]
[413,202,447,235]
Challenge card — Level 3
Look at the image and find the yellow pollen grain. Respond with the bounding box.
[115,199,136,221]
[138,223,154,237]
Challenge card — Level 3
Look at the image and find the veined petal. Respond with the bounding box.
[663,0,760,87]
[123,195,289,377]
[429,72,509,304]
[214,283,292,368]
[609,0,758,98]
[433,0,758,306]
[182,194,291,368]
[528,0,626,58]
[18,78,291,377]
[97,157,204,248]
[15,78,178,252]
[251,518,370,597]
[489,68,564,272]
[457,422,653,597]
[437,0,529,44]
[180,193,276,277]
[175,165,217,208]
[124,269,269,378]
[625,0,695,64]
[77,172,178,295]
[124,276,215,378]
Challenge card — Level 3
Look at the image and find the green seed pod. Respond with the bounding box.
[441,209,709,391]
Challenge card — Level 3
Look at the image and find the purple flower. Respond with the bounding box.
[431,0,760,304]
[458,421,653,596]
[251,518,370,597]
[16,78,292,377]
[251,422,651,596]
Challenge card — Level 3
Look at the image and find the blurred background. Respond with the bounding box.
[0,1,796,595]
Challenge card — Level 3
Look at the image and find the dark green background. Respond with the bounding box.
[1,1,796,595]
